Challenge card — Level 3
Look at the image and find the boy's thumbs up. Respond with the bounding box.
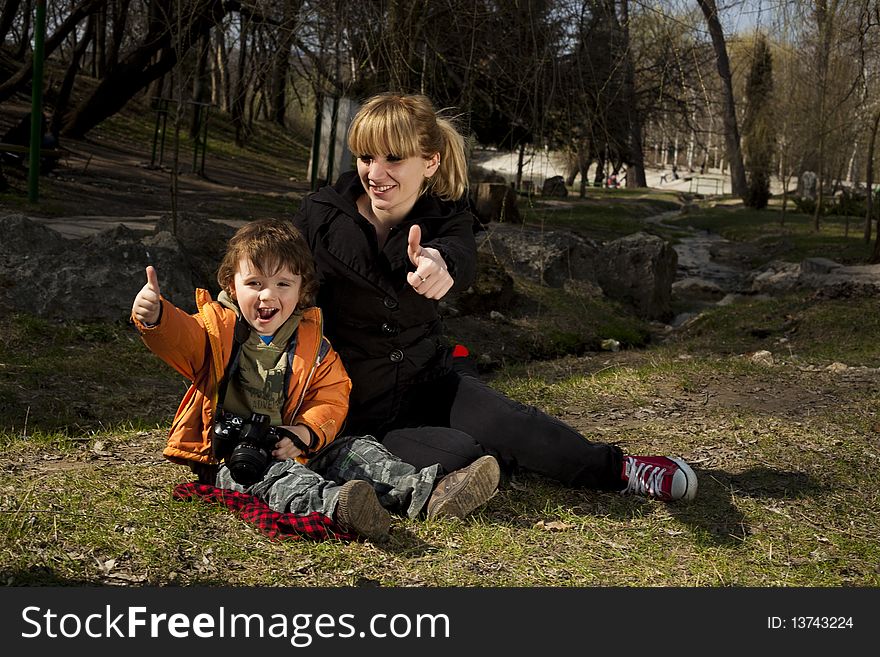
[132,265,162,326]
[145,265,160,294]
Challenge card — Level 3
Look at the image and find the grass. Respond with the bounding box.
[670,205,876,266]
[2,285,879,586]
[516,191,681,241]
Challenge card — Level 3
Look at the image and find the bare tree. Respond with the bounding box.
[62,0,230,137]
[696,0,747,197]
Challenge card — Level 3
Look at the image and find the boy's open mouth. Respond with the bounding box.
[257,307,278,320]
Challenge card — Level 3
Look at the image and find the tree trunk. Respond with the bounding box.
[13,0,33,60]
[105,0,132,74]
[811,0,840,232]
[269,0,302,127]
[516,142,525,191]
[231,14,248,147]
[619,0,646,187]
[211,27,229,111]
[62,0,230,137]
[696,0,747,198]
[94,3,107,78]
[0,0,22,44]
[865,109,880,252]
[0,0,106,104]
[190,33,210,138]
[50,14,95,137]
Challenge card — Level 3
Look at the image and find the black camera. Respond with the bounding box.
[212,411,280,486]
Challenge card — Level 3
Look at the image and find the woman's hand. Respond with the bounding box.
[273,424,312,460]
[406,225,453,299]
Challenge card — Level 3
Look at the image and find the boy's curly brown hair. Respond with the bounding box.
[216,219,317,310]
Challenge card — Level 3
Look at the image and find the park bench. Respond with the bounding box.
[0,141,67,179]
[0,142,66,161]
[688,175,725,195]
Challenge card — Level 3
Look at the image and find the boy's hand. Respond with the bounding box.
[274,425,313,460]
[132,265,162,325]
[406,225,453,299]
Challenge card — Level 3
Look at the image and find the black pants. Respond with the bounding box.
[375,371,624,490]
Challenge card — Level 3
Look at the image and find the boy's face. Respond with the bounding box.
[232,258,302,336]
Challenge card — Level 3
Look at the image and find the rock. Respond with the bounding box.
[476,222,601,288]
[750,261,800,294]
[672,277,725,302]
[0,213,205,321]
[596,232,678,320]
[448,244,515,315]
[472,182,520,224]
[154,212,236,293]
[563,278,603,299]
[0,214,69,256]
[800,257,842,279]
[747,350,774,366]
[473,224,677,319]
[541,175,568,197]
[798,171,817,199]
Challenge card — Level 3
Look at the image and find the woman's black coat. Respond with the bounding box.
[292,170,479,433]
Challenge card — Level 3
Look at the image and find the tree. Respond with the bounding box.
[696,0,747,198]
[62,0,230,137]
[742,34,775,209]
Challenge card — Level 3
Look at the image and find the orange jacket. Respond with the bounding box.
[132,289,351,466]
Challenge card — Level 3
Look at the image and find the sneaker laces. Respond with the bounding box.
[622,458,667,496]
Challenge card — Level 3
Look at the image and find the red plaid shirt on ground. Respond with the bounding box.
[173,482,355,541]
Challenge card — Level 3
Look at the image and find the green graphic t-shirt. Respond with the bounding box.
[217,291,301,425]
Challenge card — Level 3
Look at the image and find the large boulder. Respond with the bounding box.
[541,175,568,197]
[799,257,880,297]
[0,214,225,321]
[473,224,676,319]
[154,212,236,293]
[447,238,516,315]
[476,222,601,288]
[596,232,678,320]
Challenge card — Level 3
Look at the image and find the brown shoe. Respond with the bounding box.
[335,480,391,541]
[426,455,500,519]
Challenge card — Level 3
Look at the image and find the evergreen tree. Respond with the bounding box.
[743,35,775,210]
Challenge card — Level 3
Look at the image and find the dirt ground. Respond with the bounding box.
[1,122,308,238]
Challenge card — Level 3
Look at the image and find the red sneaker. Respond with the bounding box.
[621,455,697,502]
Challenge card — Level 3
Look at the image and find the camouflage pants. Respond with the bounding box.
[216,436,439,519]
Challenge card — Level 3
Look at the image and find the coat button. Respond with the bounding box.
[389,349,404,363]
[383,296,398,310]
[381,322,398,335]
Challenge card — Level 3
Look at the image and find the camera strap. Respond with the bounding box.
[215,316,251,416]
[214,316,314,458]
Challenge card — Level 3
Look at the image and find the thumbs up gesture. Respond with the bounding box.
[132,265,162,325]
[406,225,453,299]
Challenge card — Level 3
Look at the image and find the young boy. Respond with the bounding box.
[131,219,500,541]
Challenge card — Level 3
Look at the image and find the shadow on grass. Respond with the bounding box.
[491,465,826,548]
[665,466,827,546]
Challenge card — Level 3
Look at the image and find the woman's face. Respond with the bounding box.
[356,152,439,221]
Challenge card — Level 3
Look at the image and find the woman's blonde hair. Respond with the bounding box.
[216,219,317,310]
[347,93,469,201]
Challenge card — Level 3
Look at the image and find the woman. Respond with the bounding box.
[293,92,696,502]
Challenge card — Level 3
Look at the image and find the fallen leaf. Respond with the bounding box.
[534,520,572,532]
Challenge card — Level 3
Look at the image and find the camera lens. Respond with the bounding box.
[227,443,270,486]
